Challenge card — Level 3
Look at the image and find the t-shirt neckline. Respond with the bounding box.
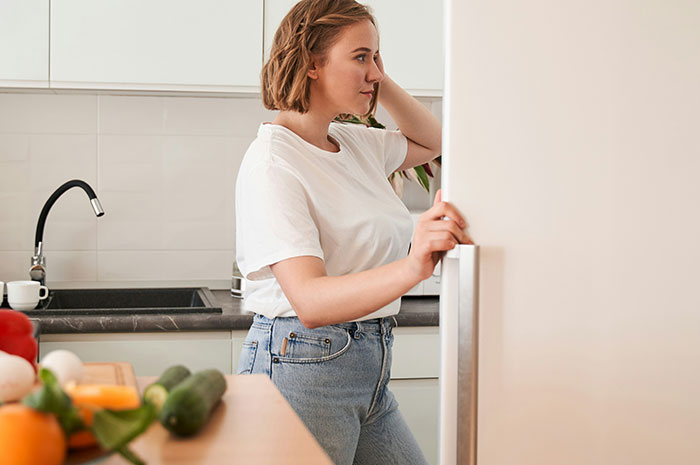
[261,122,345,156]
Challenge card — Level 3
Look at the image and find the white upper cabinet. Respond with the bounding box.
[50,0,263,92]
[0,0,49,87]
[264,0,443,96]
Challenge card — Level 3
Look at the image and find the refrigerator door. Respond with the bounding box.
[439,245,479,465]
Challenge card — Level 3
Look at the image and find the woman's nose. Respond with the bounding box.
[368,60,383,83]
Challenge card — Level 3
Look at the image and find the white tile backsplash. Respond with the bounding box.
[0,252,34,282]
[98,96,165,135]
[0,134,30,161]
[97,219,163,250]
[29,135,97,191]
[0,161,31,192]
[0,92,440,286]
[44,251,97,282]
[164,97,238,135]
[0,93,96,134]
[98,250,234,281]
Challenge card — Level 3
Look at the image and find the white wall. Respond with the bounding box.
[0,92,440,288]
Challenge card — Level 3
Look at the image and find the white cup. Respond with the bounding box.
[7,280,49,311]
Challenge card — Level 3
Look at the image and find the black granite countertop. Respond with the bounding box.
[26,290,439,334]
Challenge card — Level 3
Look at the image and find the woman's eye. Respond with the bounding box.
[356,55,366,63]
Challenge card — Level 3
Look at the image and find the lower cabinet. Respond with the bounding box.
[43,326,439,464]
[39,331,232,376]
[389,378,439,465]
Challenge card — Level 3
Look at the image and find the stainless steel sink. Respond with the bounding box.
[23,287,222,316]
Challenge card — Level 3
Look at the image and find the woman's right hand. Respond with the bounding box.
[406,189,474,282]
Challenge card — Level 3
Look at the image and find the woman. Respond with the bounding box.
[235,1,473,463]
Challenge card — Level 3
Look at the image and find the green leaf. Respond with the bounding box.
[413,165,431,192]
[21,367,84,436]
[116,445,147,465]
[93,402,156,451]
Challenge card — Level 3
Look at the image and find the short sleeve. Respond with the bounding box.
[365,126,408,176]
[235,160,324,281]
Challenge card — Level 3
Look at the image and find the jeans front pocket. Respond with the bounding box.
[237,340,258,374]
[277,327,352,364]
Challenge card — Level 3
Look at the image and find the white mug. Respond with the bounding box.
[7,280,49,311]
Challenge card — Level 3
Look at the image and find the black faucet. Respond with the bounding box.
[30,180,104,286]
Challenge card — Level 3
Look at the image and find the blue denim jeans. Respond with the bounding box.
[237,313,428,465]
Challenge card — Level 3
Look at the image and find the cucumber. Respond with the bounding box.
[159,369,226,437]
[143,365,191,412]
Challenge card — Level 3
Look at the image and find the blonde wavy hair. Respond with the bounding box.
[261,0,380,119]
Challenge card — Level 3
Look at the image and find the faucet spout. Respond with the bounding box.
[31,179,105,286]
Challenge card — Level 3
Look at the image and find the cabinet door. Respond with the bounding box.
[264,0,443,95]
[389,378,439,465]
[0,0,49,87]
[39,331,232,376]
[51,0,262,92]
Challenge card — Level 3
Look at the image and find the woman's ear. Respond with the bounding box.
[307,60,319,80]
[307,54,322,80]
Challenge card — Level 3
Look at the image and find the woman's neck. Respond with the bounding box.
[272,110,340,152]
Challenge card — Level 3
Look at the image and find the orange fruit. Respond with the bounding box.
[0,403,66,465]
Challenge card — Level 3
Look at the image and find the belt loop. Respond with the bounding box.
[380,318,387,336]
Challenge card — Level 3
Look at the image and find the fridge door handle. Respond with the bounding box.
[440,244,480,465]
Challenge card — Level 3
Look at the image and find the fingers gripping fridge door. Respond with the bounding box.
[439,244,479,465]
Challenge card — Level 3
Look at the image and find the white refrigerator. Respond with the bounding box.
[438,1,700,464]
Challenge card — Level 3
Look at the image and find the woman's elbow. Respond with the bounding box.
[289,301,323,329]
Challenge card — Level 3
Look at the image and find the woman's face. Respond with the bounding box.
[309,20,384,117]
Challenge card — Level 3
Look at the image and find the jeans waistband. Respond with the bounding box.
[253,314,397,334]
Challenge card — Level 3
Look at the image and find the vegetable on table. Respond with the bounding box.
[0,350,36,402]
[0,309,38,371]
[40,349,84,387]
[23,368,155,465]
[159,368,226,437]
[64,383,142,448]
[143,364,191,413]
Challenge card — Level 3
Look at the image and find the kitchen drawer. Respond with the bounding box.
[391,326,439,379]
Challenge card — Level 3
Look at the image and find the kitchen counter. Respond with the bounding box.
[28,291,439,334]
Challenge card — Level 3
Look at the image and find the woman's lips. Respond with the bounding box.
[361,91,373,98]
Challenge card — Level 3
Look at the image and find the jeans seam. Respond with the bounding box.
[366,323,390,417]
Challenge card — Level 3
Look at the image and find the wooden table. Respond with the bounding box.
[99,374,333,465]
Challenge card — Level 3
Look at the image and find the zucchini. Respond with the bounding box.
[143,365,191,412]
[159,369,226,437]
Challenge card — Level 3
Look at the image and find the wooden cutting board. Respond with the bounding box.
[33,361,138,389]
[79,362,138,388]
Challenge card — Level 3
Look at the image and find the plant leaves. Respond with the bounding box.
[93,402,156,451]
[116,445,147,465]
[413,165,431,192]
[21,367,84,435]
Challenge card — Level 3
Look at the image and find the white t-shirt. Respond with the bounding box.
[235,121,413,321]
